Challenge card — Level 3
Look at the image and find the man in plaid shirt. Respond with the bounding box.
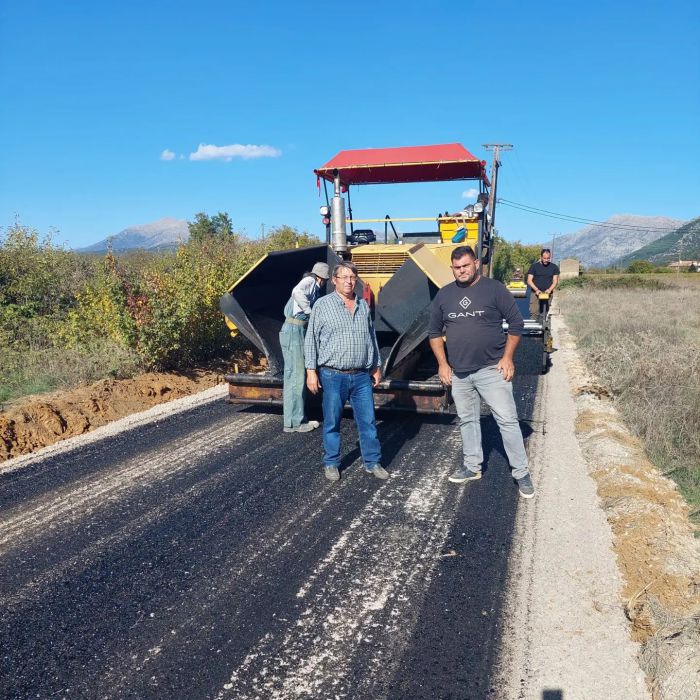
[304,261,388,483]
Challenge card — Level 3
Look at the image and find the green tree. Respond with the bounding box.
[187,211,234,243]
[626,259,655,274]
[263,225,321,251]
[492,236,542,282]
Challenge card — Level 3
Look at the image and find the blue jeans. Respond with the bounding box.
[319,367,382,469]
[451,365,530,479]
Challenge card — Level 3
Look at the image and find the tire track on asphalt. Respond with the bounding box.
[215,427,466,700]
[0,413,264,552]
[95,420,415,697]
[0,410,337,606]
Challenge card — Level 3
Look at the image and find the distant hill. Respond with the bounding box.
[616,216,700,266]
[552,215,683,268]
[78,217,189,252]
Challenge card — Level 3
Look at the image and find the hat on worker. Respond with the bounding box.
[311,262,330,279]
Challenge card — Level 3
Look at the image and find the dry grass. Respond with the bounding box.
[559,283,700,511]
[0,340,141,407]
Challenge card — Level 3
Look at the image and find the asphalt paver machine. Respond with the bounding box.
[220,143,547,414]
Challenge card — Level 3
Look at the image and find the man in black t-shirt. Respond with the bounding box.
[428,246,535,499]
[527,248,560,317]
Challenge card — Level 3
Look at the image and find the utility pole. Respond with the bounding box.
[261,223,265,240]
[481,144,513,276]
[551,232,558,260]
[482,143,513,232]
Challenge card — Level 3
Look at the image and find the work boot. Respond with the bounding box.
[516,474,535,499]
[448,467,482,483]
[365,464,389,480]
[284,421,320,433]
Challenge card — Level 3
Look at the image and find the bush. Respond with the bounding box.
[626,259,655,274]
[1,216,322,401]
[0,223,133,402]
[0,222,95,314]
[263,225,322,252]
[62,236,263,369]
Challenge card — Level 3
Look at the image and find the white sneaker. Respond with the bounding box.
[283,421,319,433]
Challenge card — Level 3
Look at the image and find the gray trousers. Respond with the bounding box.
[279,320,306,428]
[451,365,530,479]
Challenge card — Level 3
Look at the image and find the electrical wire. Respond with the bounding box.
[498,198,680,232]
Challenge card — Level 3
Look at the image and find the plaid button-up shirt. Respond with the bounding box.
[304,292,380,370]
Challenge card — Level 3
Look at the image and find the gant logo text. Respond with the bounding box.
[449,295,485,319]
[448,310,485,318]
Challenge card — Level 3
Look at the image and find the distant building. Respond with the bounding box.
[668,260,699,271]
[559,258,580,279]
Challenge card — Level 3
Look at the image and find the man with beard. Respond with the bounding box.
[428,246,535,498]
[527,248,560,318]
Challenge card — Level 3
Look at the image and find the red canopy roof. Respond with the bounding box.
[315,143,488,187]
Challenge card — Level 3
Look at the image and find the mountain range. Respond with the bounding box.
[550,215,684,268]
[77,217,189,252]
[615,216,700,266]
[78,213,698,269]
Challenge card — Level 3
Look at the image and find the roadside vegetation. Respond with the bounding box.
[558,274,700,512]
[0,216,320,404]
[491,237,541,282]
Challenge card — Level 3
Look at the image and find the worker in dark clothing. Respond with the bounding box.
[428,245,535,499]
[527,248,560,318]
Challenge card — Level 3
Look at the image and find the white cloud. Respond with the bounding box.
[160,149,176,161]
[462,188,478,199]
[189,143,282,161]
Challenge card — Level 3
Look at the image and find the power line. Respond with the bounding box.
[497,198,680,232]
[499,198,679,231]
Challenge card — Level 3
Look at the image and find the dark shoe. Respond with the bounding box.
[448,467,482,484]
[365,464,389,480]
[324,465,340,482]
[284,421,319,433]
[516,474,535,499]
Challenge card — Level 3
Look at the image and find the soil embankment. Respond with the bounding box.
[0,352,264,461]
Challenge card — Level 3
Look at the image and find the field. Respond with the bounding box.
[558,275,700,512]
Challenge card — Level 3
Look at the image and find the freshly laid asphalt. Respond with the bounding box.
[0,340,542,700]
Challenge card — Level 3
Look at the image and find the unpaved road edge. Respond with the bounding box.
[496,314,650,699]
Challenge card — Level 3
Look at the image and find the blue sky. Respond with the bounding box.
[1,0,698,249]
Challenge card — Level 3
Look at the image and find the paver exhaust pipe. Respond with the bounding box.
[331,170,348,254]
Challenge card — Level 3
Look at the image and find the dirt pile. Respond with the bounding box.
[558,317,700,699]
[0,350,267,462]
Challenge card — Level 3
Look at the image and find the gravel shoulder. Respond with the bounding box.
[496,314,650,699]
